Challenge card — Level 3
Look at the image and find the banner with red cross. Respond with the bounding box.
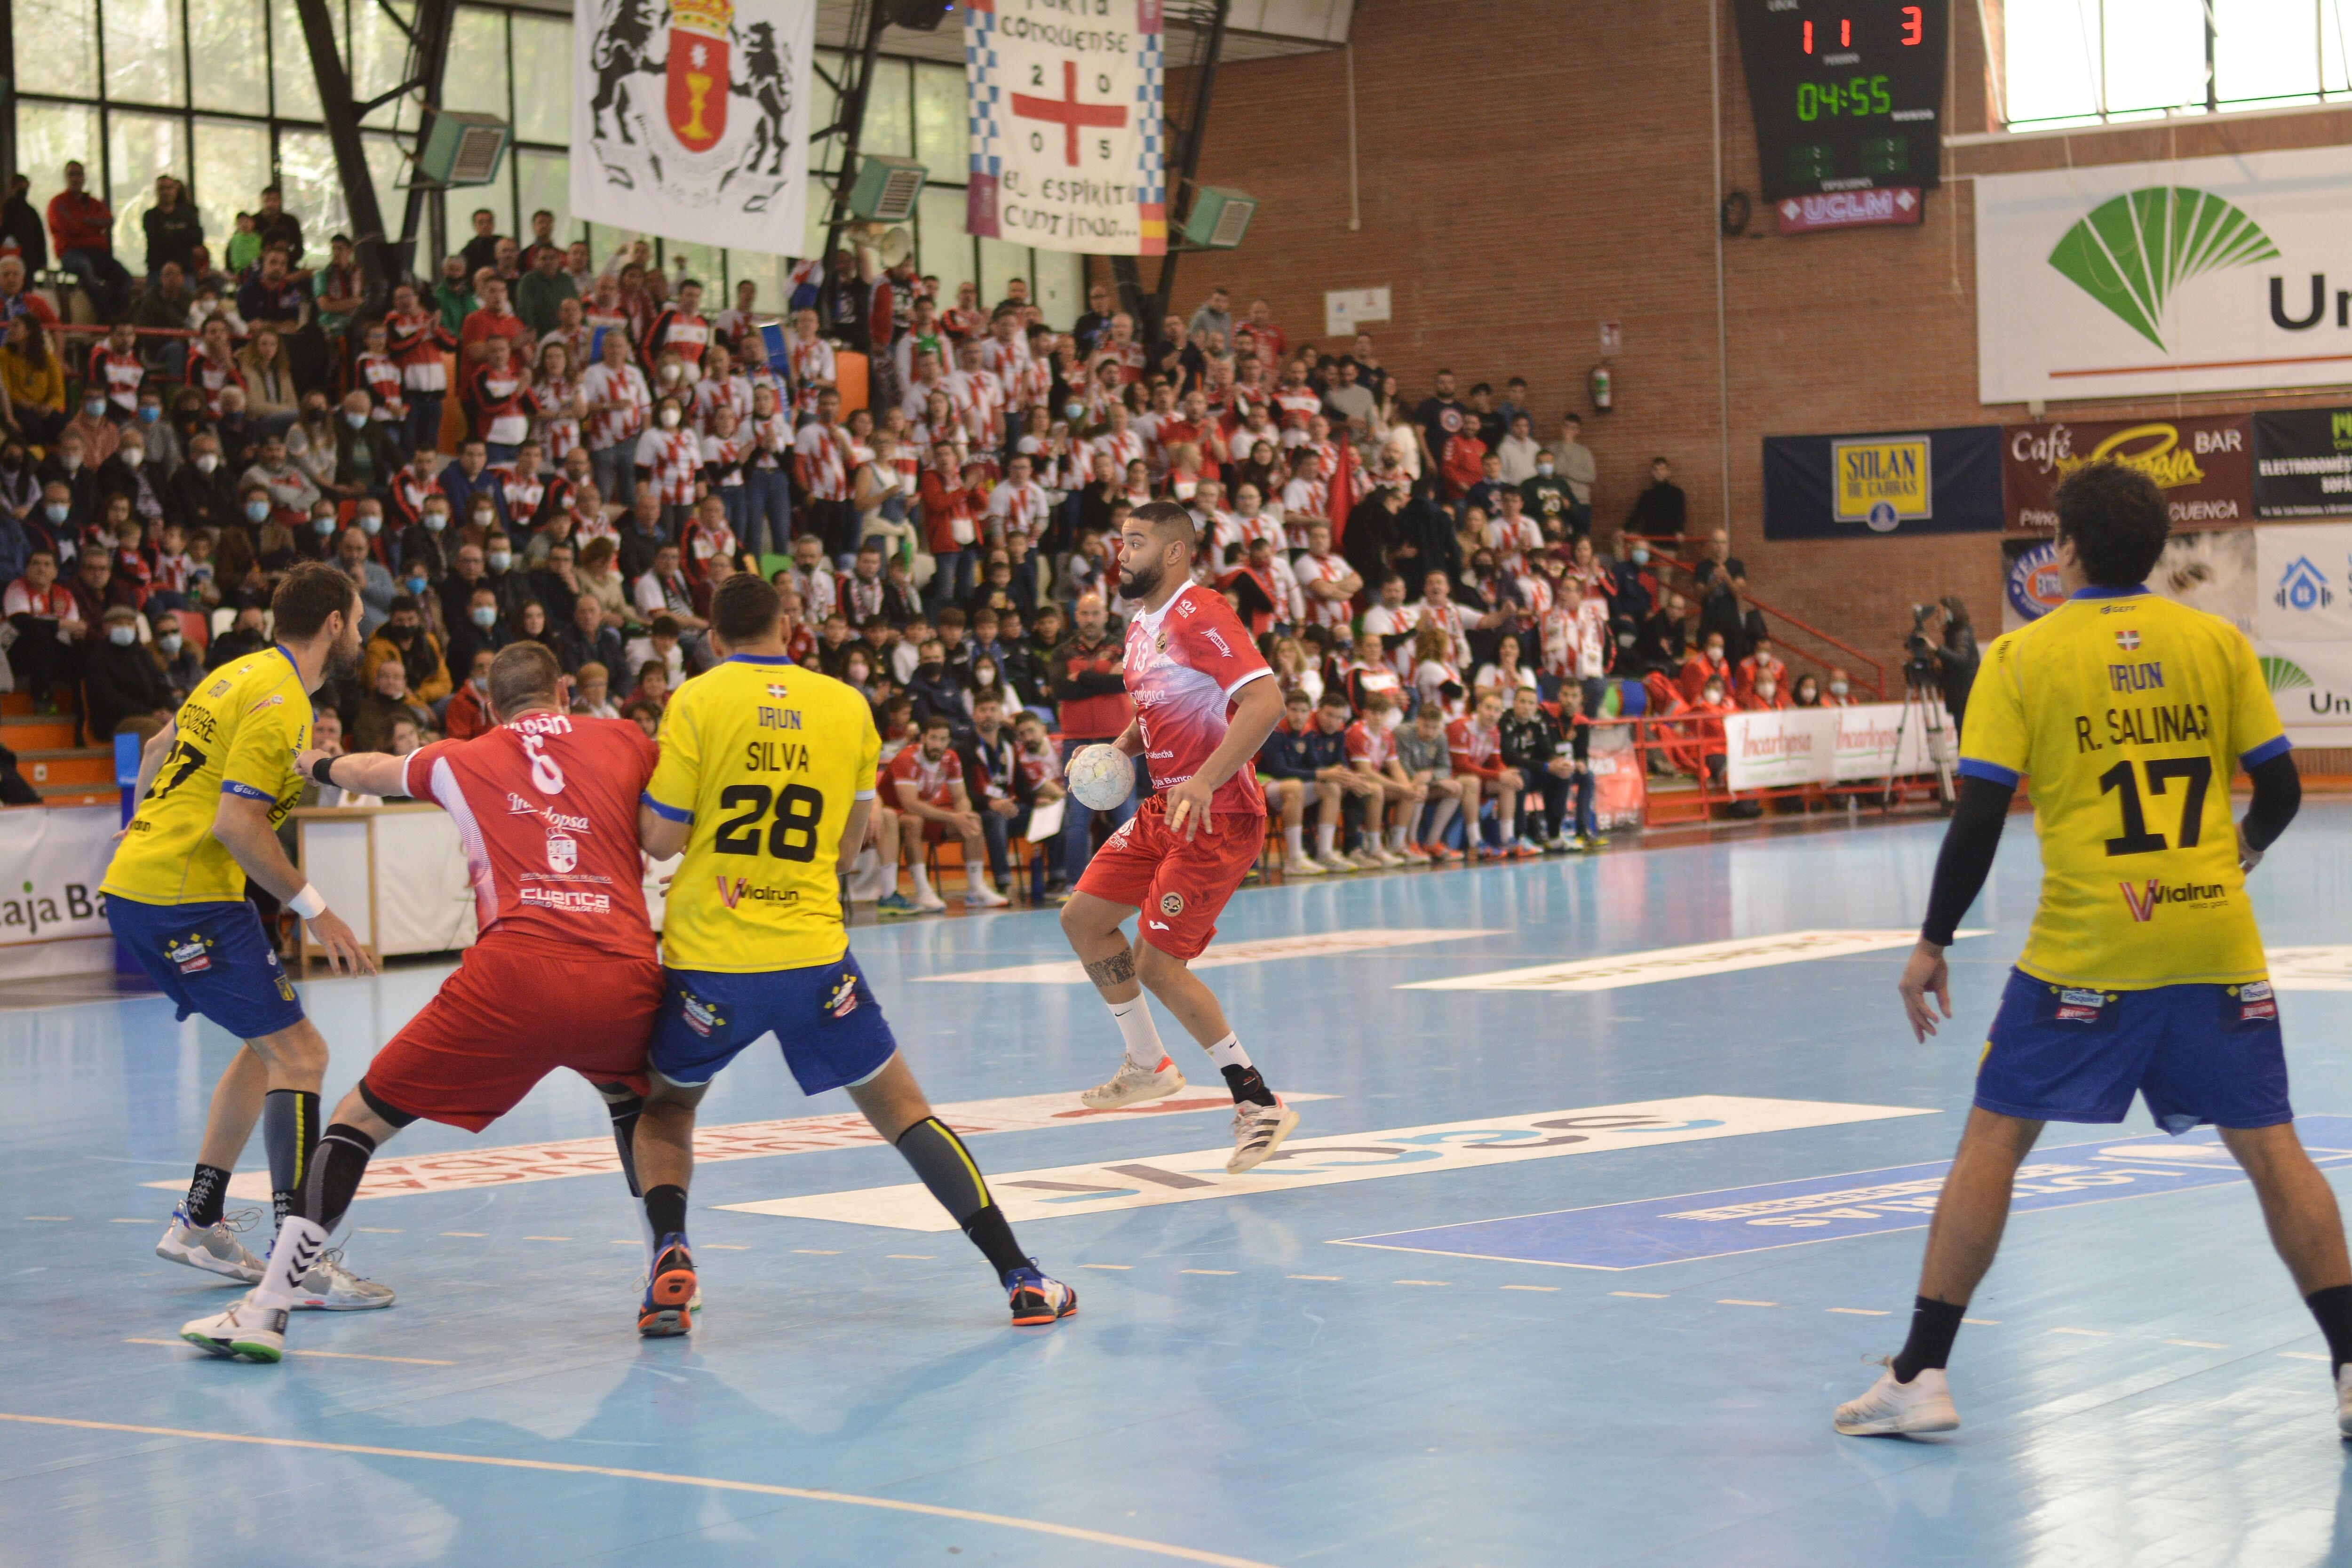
[963,0,1165,256]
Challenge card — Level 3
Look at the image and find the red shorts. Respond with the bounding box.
[1075,796,1265,962]
[363,936,661,1131]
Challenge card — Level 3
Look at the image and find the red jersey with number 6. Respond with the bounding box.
[398,713,659,956]
[1122,581,1272,816]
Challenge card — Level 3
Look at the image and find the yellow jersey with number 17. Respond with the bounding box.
[644,653,881,974]
[1959,585,2288,990]
[102,645,314,906]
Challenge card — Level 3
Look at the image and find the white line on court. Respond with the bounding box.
[916,928,1503,984]
[1400,929,1989,993]
[0,1413,1279,1568]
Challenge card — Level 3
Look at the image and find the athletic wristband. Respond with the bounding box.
[310,754,339,789]
[287,883,328,920]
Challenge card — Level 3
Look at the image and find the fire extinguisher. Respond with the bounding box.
[1589,362,1614,413]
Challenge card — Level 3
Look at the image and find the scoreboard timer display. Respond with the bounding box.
[1733,0,1948,203]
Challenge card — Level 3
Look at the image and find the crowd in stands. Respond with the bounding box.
[0,167,1881,899]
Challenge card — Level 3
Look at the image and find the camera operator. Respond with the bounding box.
[1906,597,1979,740]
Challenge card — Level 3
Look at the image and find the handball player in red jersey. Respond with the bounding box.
[1058,500,1300,1172]
[181,643,677,1361]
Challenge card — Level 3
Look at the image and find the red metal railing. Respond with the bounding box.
[1624,534,1889,699]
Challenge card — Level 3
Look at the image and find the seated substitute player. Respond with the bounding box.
[635,574,1076,1329]
[1060,500,1300,1171]
[180,643,669,1361]
[888,713,1011,908]
[1834,462,2347,1437]
[105,560,391,1313]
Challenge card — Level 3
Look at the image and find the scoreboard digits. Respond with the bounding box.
[1734,0,1948,203]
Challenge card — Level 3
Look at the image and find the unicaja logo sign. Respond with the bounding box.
[2048,187,2280,350]
[2276,556,2333,612]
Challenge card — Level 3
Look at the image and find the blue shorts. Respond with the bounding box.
[1977,967,2291,1134]
[106,895,305,1041]
[649,952,897,1095]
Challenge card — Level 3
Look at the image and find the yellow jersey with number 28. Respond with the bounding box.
[102,645,314,907]
[1959,585,2288,990]
[644,654,880,974]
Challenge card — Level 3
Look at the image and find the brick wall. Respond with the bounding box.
[1119,0,2352,696]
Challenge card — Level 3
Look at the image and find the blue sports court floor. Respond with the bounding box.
[10,806,2352,1567]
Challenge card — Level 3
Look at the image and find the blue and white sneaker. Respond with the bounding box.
[875,892,921,921]
[156,1205,264,1284]
[1005,1264,1077,1326]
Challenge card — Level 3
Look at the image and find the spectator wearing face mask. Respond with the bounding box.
[360,593,453,710]
[397,492,453,582]
[82,605,174,739]
[1735,636,1787,704]
[330,389,401,501]
[441,648,499,740]
[204,604,269,669]
[164,435,238,537]
[151,608,204,702]
[1678,629,1729,704]
[446,584,512,673]
[1821,666,1855,706]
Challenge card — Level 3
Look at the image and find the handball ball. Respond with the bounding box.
[1067,744,1136,811]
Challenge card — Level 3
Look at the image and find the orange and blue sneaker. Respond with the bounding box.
[638,1235,698,1338]
[1005,1264,1077,1327]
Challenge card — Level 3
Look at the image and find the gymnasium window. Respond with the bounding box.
[2005,0,2352,130]
[4,1,1083,313]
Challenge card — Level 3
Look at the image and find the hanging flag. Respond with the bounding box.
[964,0,1166,256]
[572,0,816,252]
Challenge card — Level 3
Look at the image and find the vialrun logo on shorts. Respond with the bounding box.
[2120,878,2227,921]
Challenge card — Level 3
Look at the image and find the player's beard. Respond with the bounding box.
[1120,559,1162,601]
[325,631,362,688]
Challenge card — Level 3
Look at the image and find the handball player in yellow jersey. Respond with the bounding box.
[1836,463,2352,1439]
[103,562,389,1310]
[631,574,1075,1330]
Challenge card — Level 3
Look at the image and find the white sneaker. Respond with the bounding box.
[1347,847,1385,870]
[290,1248,396,1311]
[964,882,1010,908]
[1282,852,1327,877]
[1227,1097,1301,1174]
[181,1293,288,1363]
[2336,1366,2352,1439]
[1080,1055,1187,1110]
[1374,846,1407,867]
[1315,852,1354,874]
[157,1205,264,1283]
[911,887,948,914]
[1833,1359,1960,1436]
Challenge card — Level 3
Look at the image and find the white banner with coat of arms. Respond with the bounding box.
[965,0,1166,256]
[571,0,815,250]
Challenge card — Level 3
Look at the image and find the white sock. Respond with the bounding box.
[1498,820,1516,844]
[909,861,935,899]
[1204,1032,1253,1074]
[1315,823,1336,858]
[1284,823,1304,858]
[250,1214,329,1310]
[1110,996,1166,1070]
[1388,823,1408,851]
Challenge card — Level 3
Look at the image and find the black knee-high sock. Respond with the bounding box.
[1890,1295,1967,1383]
[897,1116,1029,1280]
[2307,1285,2352,1373]
[262,1089,321,1234]
[184,1163,231,1228]
[298,1123,377,1232]
[644,1184,689,1242]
